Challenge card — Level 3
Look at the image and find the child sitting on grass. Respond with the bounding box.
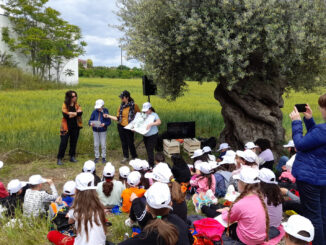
[129,159,150,189]
[61,181,76,207]
[154,152,165,166]
[1,179,26,218]
[82,160,101,186]
[119,166,130,188]
[0,161,9,199]
[283,215,314,245]
[23,175,58,217]
[217,167,269,244]
[121,171,146,213]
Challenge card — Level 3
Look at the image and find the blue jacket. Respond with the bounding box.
[292,117,326,186]
[88,108,111,132]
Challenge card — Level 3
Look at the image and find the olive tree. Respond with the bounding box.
[117,0,326,152]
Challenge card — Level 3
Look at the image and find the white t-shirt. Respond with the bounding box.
[68,209,106,245]
[96,180,125,207]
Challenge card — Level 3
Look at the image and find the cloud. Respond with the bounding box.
[47,0,141,67]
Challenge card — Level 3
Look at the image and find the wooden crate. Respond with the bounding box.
[163,139,180,157]
[183,138,201,155]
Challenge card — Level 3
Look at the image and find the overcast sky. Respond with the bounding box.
[47,0,141,67]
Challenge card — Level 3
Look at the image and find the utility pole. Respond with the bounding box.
[120,45,123,66]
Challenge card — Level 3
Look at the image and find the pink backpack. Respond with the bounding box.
[193,218,225,242]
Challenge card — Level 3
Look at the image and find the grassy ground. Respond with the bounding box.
[0,77,324,244]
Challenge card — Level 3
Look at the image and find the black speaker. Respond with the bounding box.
[167,122,196,139]
[142,75,157,96]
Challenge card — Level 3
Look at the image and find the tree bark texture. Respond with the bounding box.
[214,80,286,155]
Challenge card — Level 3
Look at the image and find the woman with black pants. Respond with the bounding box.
[105,90,140,163]
[141,102,161,167]
[57,91,83,165]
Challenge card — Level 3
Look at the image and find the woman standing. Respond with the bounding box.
[57,90,83,166]
[290,97,326,245]
[105,90,140,163]
[142,102,161,167]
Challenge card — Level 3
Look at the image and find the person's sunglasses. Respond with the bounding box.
[72,95,77,98]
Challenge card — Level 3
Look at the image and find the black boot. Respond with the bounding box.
[57,159,64,166]
[70,156,78,163]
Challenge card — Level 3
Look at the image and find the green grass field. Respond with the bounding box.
[0,78,325,244]
[0,77,324,158]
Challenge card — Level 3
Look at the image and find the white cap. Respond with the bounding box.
[220,155,236,165]
[233,166,260,184]
[235,150,246,159]
[75,172,97,191]
[0,161,3,169]
[127,171,141,187]
[145,163,172,183]
[103,164,115,178]
[94,99,104,109]
[145,182,172,210]
[191,149,204,159]
[208,160,219,169]
[129,159,144,171]
[119,166,130,178]
[222,150,236,159]
[29,175,47,185]
[243,150,257,163]
[218,143,229,151]
[142,102,152,112]
[141,160,150,171]
[283,215,314,242]
[63,181,76,195]
[83,160,96,173]
[202,146,212,153]
[283,140,295,148]
[7,179,22,195]
[245,142,258,150]
[258,168,278,184]
[195,162,214,174]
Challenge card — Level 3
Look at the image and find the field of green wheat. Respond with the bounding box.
[0,77,324,158]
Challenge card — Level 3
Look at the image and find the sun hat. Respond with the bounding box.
[119,90,130,98]
[145,182,172,210]
[219,155,236,165]
[258,168,278,184]
[63,181,76,195]
[283,140,295,148]
[0,161,3,169]
[195,162,214,175]
[83,160,96,173]
[243,150,257,163]
[202,146,212,153]
[75,172,97,191]
[283,215,314,242]
[233,166,260,184]
[7,179,22,195]
[145,163,173,183]
[129,159,144,171]
[94,99,104,109]
[191,149,204,159]
[217,143,229,151]
[127,171,142,187]
[29,175,47,185]
[119,166,130,178]
[245,142,258,150]
[235,150,246,159]
[141,160,150,171]
[222,150,236,159]
[103,164,115,178]
[142,102,152,112]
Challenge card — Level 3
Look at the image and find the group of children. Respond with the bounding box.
[0,138,315,245]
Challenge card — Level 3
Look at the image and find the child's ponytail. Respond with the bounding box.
[103,181,114,197]
[144,207,179,245]
[169,178,187,204]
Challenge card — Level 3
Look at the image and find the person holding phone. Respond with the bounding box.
[89,99,111,164]
[104,91,140,163]
[289,96,326,245]
[57,91,83,166]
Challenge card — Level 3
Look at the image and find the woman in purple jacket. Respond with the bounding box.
[290,94,326,245]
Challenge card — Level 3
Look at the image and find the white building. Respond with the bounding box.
[0,0,79,85]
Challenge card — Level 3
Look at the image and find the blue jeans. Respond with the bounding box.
[297,180,326,245]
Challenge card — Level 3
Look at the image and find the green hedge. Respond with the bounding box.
[79,65,144,79]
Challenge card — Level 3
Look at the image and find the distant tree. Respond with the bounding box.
[1,0,86,81]
[117,0,326,153]
[86,59,93,68]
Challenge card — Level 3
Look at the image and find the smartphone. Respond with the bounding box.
[295,104,307,113]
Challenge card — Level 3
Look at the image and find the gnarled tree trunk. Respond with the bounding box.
[214,80,286,156]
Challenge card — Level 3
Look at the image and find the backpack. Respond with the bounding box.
[49,202,71,231]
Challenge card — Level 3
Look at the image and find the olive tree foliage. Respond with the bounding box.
[116,0,326,151]
[117,0,326,99]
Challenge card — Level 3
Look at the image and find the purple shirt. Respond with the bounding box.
[259,149,274,162]
[264,197,282,227]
